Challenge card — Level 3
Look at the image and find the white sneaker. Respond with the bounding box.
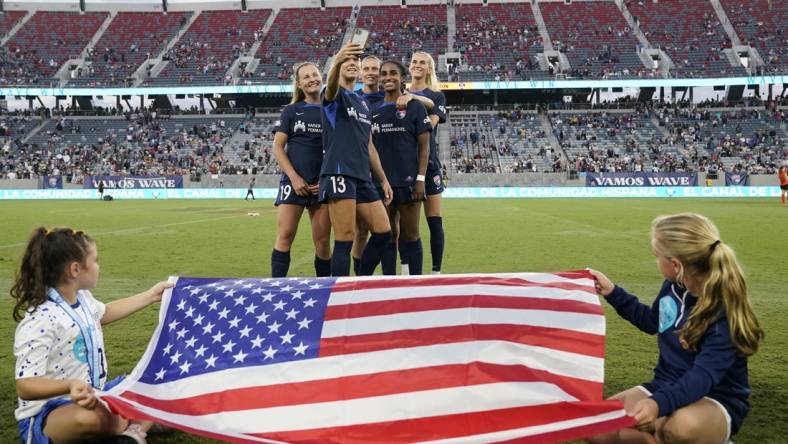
[432,270,441,275]
[121,424,148,444]
[401,264,410,275]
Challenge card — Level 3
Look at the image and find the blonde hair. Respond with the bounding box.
[290,62,320,104]
[651,213,763,356]
[411,51,440,91]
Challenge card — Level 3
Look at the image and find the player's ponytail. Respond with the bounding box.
[11,227,94,321]
[651,213,763,356]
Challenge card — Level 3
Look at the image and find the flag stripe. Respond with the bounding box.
[107,382,579,433]
[104,395,281,444]
[327,282,600,306]
[252,403,630,444]
[118,361,603,416]
[112,340,604,401]
[325,294,603,320]
[320,323,605,358]
[321,307,604,337]
[332,273,596,293]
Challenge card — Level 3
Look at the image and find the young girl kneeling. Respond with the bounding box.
[589,213,764,444]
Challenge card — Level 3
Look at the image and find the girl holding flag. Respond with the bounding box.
[11,227,172,444]
[589,213,763,443]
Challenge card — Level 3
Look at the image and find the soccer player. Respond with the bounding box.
[351,55,384,275]
[270,62,331,277]
[409,51,448,274]
[779,165,788,205]
[321,42,393,276]
[371,60,432,275]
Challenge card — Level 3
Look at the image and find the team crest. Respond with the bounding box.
[294,120,306,133]
[396,109,407,119]
[433,175,441,186]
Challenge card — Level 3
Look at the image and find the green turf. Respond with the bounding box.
[0,198,786,443]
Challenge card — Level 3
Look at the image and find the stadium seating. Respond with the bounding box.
[454,3,548,81]
[0,11,26,38]
[626,0,745,77]
[151,9,271,86]
[251,7,350,84]
[719,0,787,74]
[355,5,447,62]
[70,12,192,87]
[540,1,647,79]
[3,12,108,86]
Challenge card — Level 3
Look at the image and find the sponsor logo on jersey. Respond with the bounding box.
[294,120,306,133]
[347,107,358,119]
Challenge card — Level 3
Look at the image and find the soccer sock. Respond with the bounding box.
[402,239,423,275]
[314,256,331,277]
[359,232,392,276]
[352,256,362,276]
[270,249,291,278]
[331,241,353,277]
[381,242,397,275]
[398,238,410,275]
[426,216,444,272]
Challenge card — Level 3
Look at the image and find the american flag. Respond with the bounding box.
[100,271,634,443]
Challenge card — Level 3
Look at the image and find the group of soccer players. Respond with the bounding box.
[269,42,447,278]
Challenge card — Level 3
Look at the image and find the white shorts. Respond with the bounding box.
[636,385,732,444]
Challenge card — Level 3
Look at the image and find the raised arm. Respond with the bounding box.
[325,43,363,102]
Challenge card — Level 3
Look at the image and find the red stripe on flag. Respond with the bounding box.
[332,276,596,294]
[103,395,270,444]
[325,294,603,321]
[320,323,605,358]
[118,362,601,416]
[251,401,632,443]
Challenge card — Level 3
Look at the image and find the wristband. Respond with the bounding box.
[416,174,426,182]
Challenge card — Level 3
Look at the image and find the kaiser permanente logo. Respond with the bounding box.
[347,107,358,119]
[294,120,306,133]
[372,123,380,134]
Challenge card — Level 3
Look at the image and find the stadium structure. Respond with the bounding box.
[0,0,785,191]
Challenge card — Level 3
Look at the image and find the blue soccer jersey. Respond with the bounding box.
[273,102,324,183]
[358,90,385,108]
[411,88,447,171]
[371,100,432,187]
[321,87,373,181]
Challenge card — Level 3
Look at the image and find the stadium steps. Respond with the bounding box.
[232,8,280,87]
[651,114,671,139]
[0,10,32,46]
[614,0,652,50]
[539,112,564,163]
[143,10,203,83]
[20,118,51,145]
[530,2,554,52]
[79,11,117,60]
[438,124,451,175]
[709,0,742,46]
[446,1,456,52]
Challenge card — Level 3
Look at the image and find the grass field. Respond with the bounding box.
[0,198,786,443]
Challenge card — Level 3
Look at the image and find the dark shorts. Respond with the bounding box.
[426,169,445,196]
[379,185,421,206]
[275,179,320,207]
[781,184,788,191]
[17,376,125,444]
[319,175,380,204]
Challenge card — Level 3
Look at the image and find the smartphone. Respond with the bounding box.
[351,28,369,49]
